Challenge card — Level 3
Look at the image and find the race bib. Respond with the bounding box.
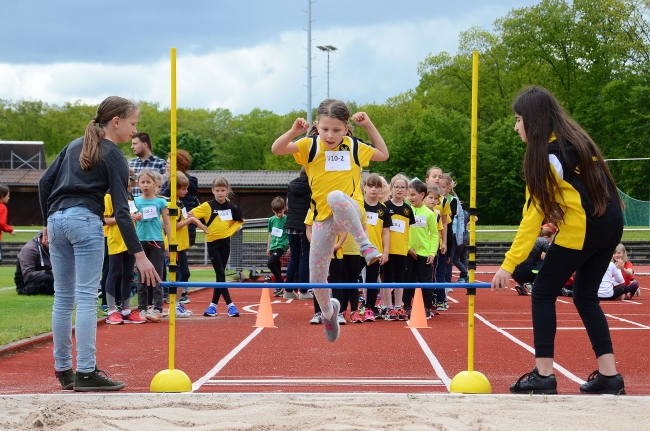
[218,209,233,221]
[128,200,138,214]
[413,215,427,228]
[181,208,188,219]
[325,151,351,171]
[390,219,405,233]
[271,227,283,237]
[142,206,157,220]
[366,212,378,226]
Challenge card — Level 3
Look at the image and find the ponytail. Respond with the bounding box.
[80,96,138,171]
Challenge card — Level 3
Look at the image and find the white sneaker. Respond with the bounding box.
[309,312,322,324]
[337,313,346,325]
[283,290,298,300]
[175,304,191,318]
[299,291,314,300]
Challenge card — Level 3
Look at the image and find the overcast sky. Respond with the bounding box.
[0,0,540,115]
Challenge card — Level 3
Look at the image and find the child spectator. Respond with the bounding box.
[424,184,445,313]
[453,200,470,283]
[425,167,451,309]
[133,169,172,323]
[0,185,15,262]
[284,167,312,300]
[512,226,554,295]
[362,173,391,321]
[173,171,207,317]
[266,197,290,296]
[403,179,438,319]
[103,172,145,324]
[338,232,363,323]
[382,174,415,321]
[15,231,53,295]
[189,177,244,318]
[598,258,638,300]
[613,243,640,299]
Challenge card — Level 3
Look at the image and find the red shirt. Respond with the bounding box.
[622,261,635,285]
[0,202,13,240]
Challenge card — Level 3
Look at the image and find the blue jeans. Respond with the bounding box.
[49,206,105,373]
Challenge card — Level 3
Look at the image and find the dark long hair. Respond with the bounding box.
[512,86,622,222]
[81,96,138,170]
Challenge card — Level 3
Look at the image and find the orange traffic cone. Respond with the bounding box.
[408,288,429,329]
[254,288,276,328]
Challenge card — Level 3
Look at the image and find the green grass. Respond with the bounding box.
[0,267,234,347]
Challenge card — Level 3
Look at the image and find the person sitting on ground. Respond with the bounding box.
[15,231,54,295]
[512,226,555,295]
[598,256,639,300]
[613,243,640,300]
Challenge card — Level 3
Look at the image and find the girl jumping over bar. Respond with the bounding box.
[492,86,626,395]
[271,99,389,342]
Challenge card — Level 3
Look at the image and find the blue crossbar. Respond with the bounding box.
[162,281,492,289]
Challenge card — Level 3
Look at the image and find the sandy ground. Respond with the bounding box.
[0,393,648,431]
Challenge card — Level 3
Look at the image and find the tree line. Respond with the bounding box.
[1,0,649,224]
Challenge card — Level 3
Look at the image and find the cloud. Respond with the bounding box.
[0,15,484,115]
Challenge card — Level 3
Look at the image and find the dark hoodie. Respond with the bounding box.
[284,176,311,232]
[15,232,52,287]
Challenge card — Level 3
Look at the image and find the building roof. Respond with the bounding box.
[0,169,301,188]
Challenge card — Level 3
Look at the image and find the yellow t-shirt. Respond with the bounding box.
[293,135,374,221]
[192,200,244,242]
[364,201,392,254]
[104,194,128,255]
[384,200,416,256]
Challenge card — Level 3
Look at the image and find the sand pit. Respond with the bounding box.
[0,393,648,430]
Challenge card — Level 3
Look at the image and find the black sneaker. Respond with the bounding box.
[510,367,558,394]
[580,370,626,395]
[55,369,74,390]
[273,288,283,297]
[73,368,126,392]
[514,284,528,296]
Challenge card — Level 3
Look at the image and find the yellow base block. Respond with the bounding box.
[450,370,492,394]
[150,369,192,393]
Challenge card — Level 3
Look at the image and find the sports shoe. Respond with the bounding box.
[299,291,314,300]
[322,298,341,342]
[309,312,322,324]
[430,307,439,316]
[337,312,346,325]
[396,308,407,321]
[106,312,124,325]
[203,304,218,317]
[73,368,126,392]
[360,245,382,266]
[350,310,363,323]
[283,290,298,300]
[425,308,431,320]
[147,310,162,323]
[515,284,529,296]
[561,287,573,297]
[273,287,283,297]
[175,304,191,318]
[525,283,533,293]
[363,308,375,322]
[179,294,190,304]
[580,370,625,395]
[227,304,240,317]
[100,305,109,316]
[436,303,446,311]
[376,307,386,320]
[163,295,170,304]
[385,308,398,321]
[177,303,192,315]
[456,277,468,283]
[122,309,146,324]
[509,367,558,394]
[55,369,74,390]
[636,287,641,297]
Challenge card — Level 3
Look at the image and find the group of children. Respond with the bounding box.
[265,165,471,325]
[100,167,246,324]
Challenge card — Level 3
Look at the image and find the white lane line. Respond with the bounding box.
[557,299,570,304]
[500,327,649,330]
[205,378,444,386]
[192,327,265,392]
[0,286,16,291]
[411,328,452,391]
[606,314,650,329]
[475,313,585,385]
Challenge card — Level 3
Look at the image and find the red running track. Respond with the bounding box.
[1,267,648,395]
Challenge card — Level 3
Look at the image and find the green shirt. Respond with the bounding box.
[408,204,438,257]
[268,215,288,251]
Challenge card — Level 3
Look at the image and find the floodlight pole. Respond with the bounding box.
[316,45,338,99]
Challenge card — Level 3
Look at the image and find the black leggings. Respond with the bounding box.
[106,250,136,309]
[403,255,435,309]
[601,282,640,301]
[208,238,233,305]
[532,240,620,359]
[363,261,380,309]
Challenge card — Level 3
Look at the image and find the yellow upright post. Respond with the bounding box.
[450,50,491,394]
[150,47,192,393]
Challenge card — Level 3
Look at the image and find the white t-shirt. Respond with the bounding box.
[597,262,625,298]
